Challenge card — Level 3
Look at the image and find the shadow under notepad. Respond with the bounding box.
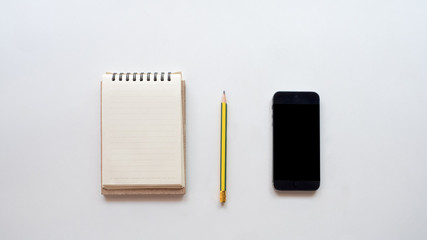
[103,194,184,202]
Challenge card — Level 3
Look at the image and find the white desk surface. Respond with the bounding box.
[1,0,427,239]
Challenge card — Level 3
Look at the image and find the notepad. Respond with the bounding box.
[101,72,185,195]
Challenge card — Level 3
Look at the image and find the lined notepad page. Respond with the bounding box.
[101,73,184,189]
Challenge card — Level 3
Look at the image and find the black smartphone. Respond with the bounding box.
[273,91,320,191]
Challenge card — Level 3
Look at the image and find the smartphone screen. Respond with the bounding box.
[273,92,320,190]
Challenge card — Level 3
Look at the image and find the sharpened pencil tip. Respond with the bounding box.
[223,90,225,94]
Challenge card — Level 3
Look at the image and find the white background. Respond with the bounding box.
[1,0,426,239]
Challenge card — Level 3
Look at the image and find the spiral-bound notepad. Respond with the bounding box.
[101,72,185,195]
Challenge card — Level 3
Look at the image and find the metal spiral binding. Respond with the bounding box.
[111,72,172,82]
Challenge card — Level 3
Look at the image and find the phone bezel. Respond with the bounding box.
[272,91,320,191]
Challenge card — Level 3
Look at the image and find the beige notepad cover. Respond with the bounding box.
[101,72,186,195]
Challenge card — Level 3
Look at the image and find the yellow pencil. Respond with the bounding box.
[220,91,227,203]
